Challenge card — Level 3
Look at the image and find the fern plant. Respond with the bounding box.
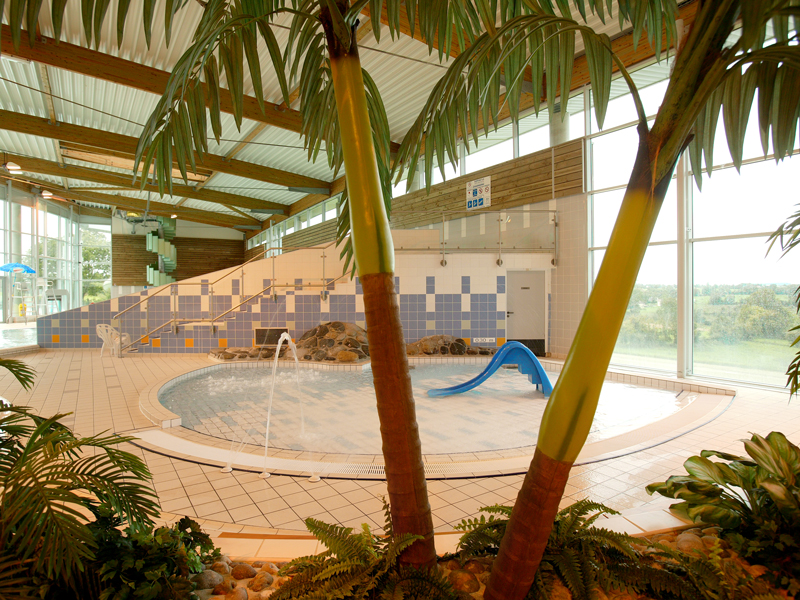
[273,501,456,599]
[456,499,684,600]
[645,540,785,600]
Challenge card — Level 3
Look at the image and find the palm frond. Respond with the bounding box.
[0,550,33,600]
[131,0,296,196]
[681,6,800,189]
[0,359,35,391]
[0,407,158,583]
[393,7,651,191]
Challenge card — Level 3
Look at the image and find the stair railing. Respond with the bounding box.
[114,240,342,353]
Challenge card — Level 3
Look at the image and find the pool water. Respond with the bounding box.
[158,364,688,456]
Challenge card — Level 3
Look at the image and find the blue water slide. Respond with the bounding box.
[427,341,553,397]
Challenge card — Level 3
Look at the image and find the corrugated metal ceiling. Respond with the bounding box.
[1,2,663,225]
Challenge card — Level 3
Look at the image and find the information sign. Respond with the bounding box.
[466,176,491,210]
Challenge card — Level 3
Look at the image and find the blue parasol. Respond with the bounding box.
[0,263,35,274]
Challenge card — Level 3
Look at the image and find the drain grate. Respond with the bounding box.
[261,458,489,478]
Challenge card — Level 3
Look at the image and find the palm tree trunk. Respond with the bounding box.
[322,8,436,569]
[485,125,678,600]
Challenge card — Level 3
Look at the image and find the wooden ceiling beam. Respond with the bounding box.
[4,173,250,228]
[0,109,330,191]
[60,145,211,183]
[2,151,288,214]
[0,24,303,135]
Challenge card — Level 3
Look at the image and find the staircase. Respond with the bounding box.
[146,217,177,286]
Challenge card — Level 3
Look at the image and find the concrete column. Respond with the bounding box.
[549,104,570,147]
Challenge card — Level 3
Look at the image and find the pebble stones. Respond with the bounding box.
[209,346,286,361]
[192,570,224,590]
[231,563,257,580]
[204,557,286,600]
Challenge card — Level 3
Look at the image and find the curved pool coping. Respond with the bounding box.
[135,356,735,480]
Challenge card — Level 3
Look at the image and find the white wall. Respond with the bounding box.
[550,194,588,357]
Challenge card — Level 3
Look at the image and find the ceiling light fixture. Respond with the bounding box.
[170,213,178,218]
[42,190,53,198]
[3,161,21,174]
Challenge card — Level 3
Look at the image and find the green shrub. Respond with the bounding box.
[646,432,800,595]
[91,513,220,600]
[0,375,219,599]
[644,540,784,600]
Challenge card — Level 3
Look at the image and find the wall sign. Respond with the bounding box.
[473,337,496,344]
[466,176,491,210]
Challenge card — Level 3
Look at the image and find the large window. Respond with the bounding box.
[588,57,800,387]
[691,155,799,386]
[465,122,514,173]
[0,190,96,316]
[80,223,111,305]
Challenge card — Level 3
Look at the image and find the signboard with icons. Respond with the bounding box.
[466,176,491,211]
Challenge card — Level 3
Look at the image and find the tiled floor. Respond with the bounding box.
[2,348,799,539]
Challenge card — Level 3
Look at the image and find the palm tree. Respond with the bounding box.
[394,2,799,598]
[6,0,800,590]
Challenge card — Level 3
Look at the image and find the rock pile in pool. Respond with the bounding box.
[406,334,496,357]
[209,328,496,363]
[295,322,369,362]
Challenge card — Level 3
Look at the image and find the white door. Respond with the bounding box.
[506,271,546,349]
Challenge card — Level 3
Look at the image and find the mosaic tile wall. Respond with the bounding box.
[37,249,552,354]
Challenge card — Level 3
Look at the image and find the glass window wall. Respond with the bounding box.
[588,57,800,388]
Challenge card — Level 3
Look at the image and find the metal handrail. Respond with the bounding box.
[118,273,350,352]
[115,239,339,320]
[121,319,174,351]
[115,208,555,352]
[210,273,349,325]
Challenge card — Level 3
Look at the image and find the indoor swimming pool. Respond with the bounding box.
[158,363,692,456]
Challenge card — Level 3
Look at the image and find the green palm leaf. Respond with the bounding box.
[0,359,35,392]
[0,408,158,582]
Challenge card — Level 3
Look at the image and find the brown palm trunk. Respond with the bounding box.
[321,2,436,569]
[484,449,572,599]
[362,272,436,568]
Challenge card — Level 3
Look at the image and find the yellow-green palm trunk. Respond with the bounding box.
[485,129,676,600]
[325,19,436,568]
[329,52,393,276]
[539,157,664,461]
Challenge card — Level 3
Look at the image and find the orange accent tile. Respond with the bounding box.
[142,336,149,344]
[185,339,194,348]
[152,339,161,348]
[51,334,59,343]
[218,339,228,348]
[81,334,89,343]
[497,337,506,346]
